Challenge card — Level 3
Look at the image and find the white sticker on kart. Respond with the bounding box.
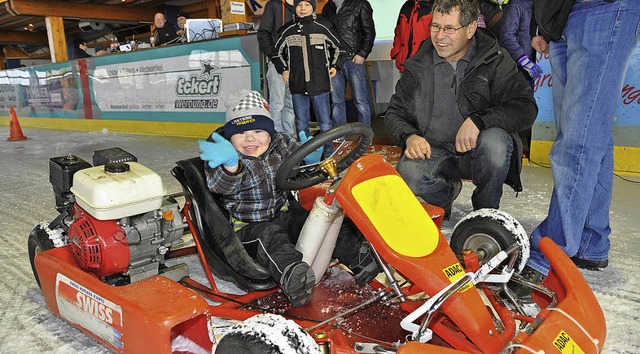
[55,273,124,349]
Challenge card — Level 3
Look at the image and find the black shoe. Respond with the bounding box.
[351,241,382,285]
[571,256,608,271]
[443,180,463,220]
[509,265,545,298]
[280,261,315,307]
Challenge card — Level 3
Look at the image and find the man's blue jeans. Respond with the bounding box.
[528,0,640,275]
[396,128,513,210]
[292,92,334,156]
[330,60,372,127]
[266,61,295,135]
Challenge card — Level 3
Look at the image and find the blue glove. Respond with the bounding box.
[198,132,239,169]
[517,55,543,79]
[299,131,324,165]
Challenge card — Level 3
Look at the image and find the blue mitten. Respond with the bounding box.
[517,55,543,79]
[199,132,239,168]
[299,131,324,165]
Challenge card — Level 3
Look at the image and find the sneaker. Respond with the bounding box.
[280,261,315,307]
[571,256,608,271]
[351,241,382,285]
[509,265,545,298]
[443,180,463,220]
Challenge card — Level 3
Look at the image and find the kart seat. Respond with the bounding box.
[172,157,277,292]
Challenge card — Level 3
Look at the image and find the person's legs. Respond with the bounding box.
[396,144,459,208]
[344,61,372,125]
[292,93,312,137]
[459,127,512,210]
[266,62,295,135]
[237,218,314,306]
[310,92,335,156]
[528,0,640,274]
[330,67,347,128]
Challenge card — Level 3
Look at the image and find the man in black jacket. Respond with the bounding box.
[321,0,375,127]
[257,0,296,135]
[385,0,537,219]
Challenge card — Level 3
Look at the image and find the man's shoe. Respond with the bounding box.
[509,265,545,298]
[280,261,315,307]
[571,256,608,271]
[443,180,463,220]
[351,241,382,285]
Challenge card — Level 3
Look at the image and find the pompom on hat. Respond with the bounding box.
[223,89,275,139]
[293,0,316,12]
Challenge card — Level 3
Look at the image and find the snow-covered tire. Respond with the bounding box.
[28,224,56,288]
[215,314,320,354]
[450,209,529,273]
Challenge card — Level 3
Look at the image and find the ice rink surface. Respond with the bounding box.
[1,127,638,353]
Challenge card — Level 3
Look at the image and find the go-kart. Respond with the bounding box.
[28,123,606,353]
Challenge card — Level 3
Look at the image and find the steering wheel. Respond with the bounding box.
[276,123,374,191]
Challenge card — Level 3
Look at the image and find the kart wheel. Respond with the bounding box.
[28,224,56,288]
[276,122,374,191]
[215,314,320,354]
[450,209,529,272]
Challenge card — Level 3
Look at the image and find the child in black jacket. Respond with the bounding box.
[272,0,346,156]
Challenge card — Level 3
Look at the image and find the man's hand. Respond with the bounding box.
[282,70,290,84]
[329,67,337,77]
[455,118,480,153]
[199,133,239,172]
[352,54,365,65]
[531,35,549,54]
[404,134,431,159]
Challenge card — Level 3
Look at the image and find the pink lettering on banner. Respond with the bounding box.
[533,74,553,92]
[621,84,640,105]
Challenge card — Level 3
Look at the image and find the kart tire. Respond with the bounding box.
[215,332,281,354]
[450,209,529,273]
[215,314,320,354]
[28,224,55,288]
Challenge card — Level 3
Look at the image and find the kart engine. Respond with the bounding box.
[48,149,187,284]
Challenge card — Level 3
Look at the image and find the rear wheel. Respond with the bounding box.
[28,224,56,288]
[450,209,529,272]
[215,314,320,354]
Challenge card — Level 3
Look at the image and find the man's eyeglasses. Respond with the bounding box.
[430,23,468,35]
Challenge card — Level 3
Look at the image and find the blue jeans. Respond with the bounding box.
[292,92,334,156]
[266,61,295,135]
[396,128,513,209]
[330,60,372,127]
[528,0,640,275]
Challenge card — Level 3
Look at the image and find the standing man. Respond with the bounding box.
[153,12,177,45]
[322,0,376,126]
[258,0,296,135]
[385,0,537,219]
[521,0,640,283]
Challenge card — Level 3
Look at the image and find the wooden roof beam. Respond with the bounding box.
[0,30,47,44]
[7,0,159,23]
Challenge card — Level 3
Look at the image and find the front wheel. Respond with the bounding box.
[450,209,529,273]
[215,314,320,354]
[28,224,56,288]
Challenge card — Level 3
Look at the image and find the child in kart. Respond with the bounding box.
[199,89,380,307]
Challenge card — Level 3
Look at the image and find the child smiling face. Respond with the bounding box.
[296,1,314,18]
[230,129,272,157]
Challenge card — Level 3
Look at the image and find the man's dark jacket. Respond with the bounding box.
[257,0,295,58]
[321,0,375,59]
[385,29,538,192]
[272,16,347,95]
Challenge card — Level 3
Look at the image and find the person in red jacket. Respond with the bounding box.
[390,0,434,72]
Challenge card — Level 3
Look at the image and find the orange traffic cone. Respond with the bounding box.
[7,107,27,141]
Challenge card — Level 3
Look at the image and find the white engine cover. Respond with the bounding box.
[70,162,166,220]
